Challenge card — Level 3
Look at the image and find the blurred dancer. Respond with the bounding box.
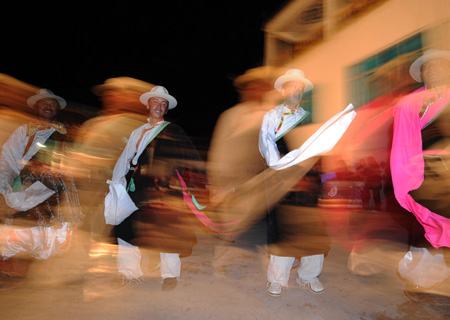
[208,66,276,229]
[73,77,151,244]
[391,49,450,304]
[208,67,282,278]
[0,89,83,286]
[260,69,356,297]
[108,86,204,291]
[322,54,418,275]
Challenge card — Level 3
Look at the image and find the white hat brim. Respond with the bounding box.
[274,74,313,92]
[27,93,67,109]
[409,49,450,82]
[139,92,177,109]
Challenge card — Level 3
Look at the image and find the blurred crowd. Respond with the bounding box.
[0,48,450,306]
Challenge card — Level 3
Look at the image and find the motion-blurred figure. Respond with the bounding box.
[208,66,281,278]
[362,156,383,211]
[0,89,83,286]
[391,49,450,304]
[107,86,205,291]
[0,74,37,147]
[73,77,151,244]
[208,67,277,230]
[318,54,420,277]
[326,53,419,212]
[259,69,356,297]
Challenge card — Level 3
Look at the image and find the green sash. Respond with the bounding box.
[127,121,171,192]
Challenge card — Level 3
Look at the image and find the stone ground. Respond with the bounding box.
[1,214,450,320]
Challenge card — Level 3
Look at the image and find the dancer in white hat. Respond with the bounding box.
[107,85,206,291]
[391,49,450,304]
[259,69,356,297]
[0,88,83,284]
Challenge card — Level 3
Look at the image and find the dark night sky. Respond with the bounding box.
[4,1,287,141]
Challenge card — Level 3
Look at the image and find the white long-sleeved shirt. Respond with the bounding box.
[259,104,308,167]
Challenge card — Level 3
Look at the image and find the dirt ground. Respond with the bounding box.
[1,215,450,320]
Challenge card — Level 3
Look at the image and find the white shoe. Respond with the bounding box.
[267,282,283,297]
[297,277,325,294]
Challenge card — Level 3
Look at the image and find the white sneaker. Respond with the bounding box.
[267,282,283,297]
[297,277,325,294]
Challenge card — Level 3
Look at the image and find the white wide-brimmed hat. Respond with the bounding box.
[274,69,313,93]
[409,49,450,82]
[139,86,177,109]
[27,89,67,109]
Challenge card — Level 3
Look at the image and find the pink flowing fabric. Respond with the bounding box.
[391,87,450,248]
[175,170,240,236]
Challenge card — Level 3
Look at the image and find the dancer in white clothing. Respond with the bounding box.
[259,69,355,297]
[108,86,206,291]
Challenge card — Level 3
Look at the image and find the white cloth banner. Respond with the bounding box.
[263,104,356,170]
[104,180,138,225]
[5,181,55,212]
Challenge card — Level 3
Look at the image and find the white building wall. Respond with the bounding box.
[282,0,450,140]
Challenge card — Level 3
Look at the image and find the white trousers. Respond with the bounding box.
[117,238,181,279]
[267,254,324,287]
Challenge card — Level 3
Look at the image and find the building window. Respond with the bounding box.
[347,33,423,108]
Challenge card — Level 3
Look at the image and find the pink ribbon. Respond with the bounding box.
[175,170,240,236]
